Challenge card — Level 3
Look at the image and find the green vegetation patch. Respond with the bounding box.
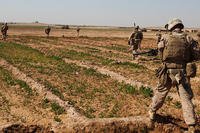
[139,86,153,98]
[84,106,96,118]
[173,101,182,109]
[119,84,153,98]
[0,67,33,96]
[0,42,151,118]
[41,98,65,116]
[108,103,120,117]
[51,102,65,115]
[60,49,115,66]
[84,68,109,79]
[101,44,128,53]
[43,80,65,100]
[41,98,50,109]
[118,83,137,95]
[0,42,80,75]
[54,116,62,122]
[113,61,145,69]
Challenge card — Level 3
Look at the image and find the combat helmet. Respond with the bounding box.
[134,25,139,31]
[166,18,184,31]
[135,25,139,30]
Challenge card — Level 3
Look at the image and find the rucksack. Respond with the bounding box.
[162,33,191,63]
[134,31,143,40]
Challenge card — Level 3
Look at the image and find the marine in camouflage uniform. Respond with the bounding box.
[197,32,200,43]
[76,27,80,37]
[45,25,51,37]
[156,30,162,44]
[1,23,8,40]
[149,19,199,133]
[128,26,143,59]
[138,28,143,51]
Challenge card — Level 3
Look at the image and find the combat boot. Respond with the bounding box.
[148,110,156,129]
[188,125,195,133]
[149,110,156,120]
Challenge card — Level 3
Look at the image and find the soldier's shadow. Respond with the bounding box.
[154,114,200,133]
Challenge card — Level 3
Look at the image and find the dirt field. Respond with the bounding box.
[0,25,199,132]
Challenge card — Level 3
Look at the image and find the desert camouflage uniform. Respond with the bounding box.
[150,30,199,126]
[45,26,51,37]
[1,23,8,40]
[156,32,162,44]
[197,32,200,43]
[128,27,143,59]
[77,27,80,37]
[137,30,143,51]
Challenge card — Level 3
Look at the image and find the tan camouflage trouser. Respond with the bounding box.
[130,43,139,59]
[2,31,7,40]
[137,40,142,51]
[150,69,196,125]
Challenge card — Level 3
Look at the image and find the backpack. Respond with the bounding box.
[134,31,143,40]
[162,33,191,63]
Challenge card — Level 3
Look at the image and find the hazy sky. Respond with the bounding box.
[0,0,199,27]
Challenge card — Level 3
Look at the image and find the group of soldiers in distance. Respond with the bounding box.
[44,25,80,38]
[1,19,200,132]
[1,23,81,40]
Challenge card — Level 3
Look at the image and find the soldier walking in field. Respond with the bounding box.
[128,26,143,59]
[76,27,80,37]
[149,18,199,133]
[133,22,136,27]
[156,30,162,44]
[197,32,200,43]
[45,25,51,37]
[1,23,8,40]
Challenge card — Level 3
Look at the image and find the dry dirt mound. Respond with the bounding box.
[0,124,53,133]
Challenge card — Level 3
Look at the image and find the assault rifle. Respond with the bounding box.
[133,49,158,56]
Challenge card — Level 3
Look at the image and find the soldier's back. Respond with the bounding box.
[134,31,141,39]
[162,32,192,64]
